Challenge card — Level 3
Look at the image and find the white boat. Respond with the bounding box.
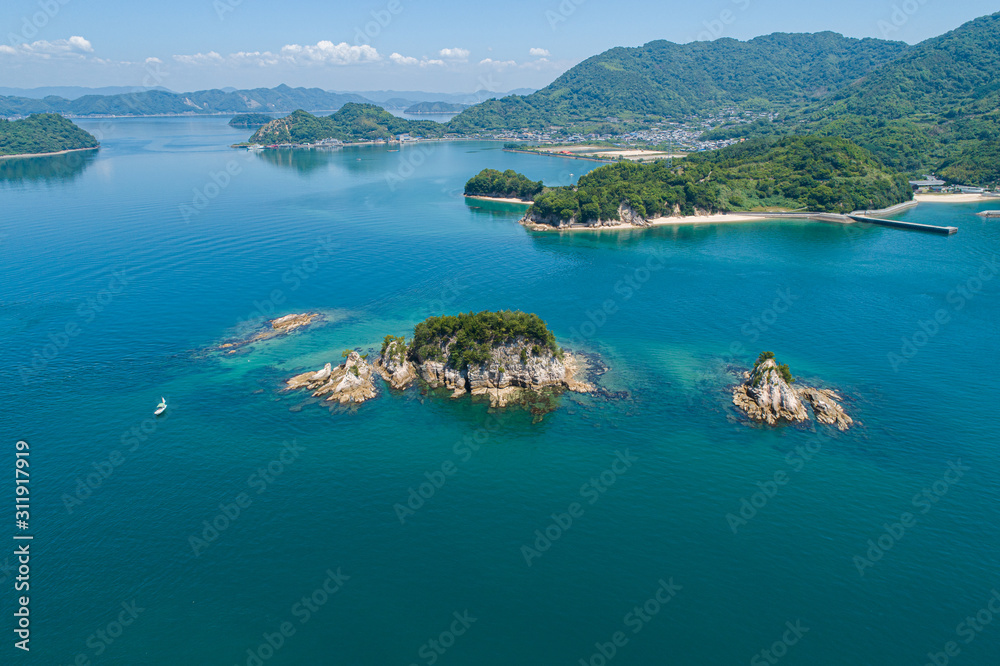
[154,397,167,416]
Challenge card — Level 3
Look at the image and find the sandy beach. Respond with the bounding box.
[464,194,533,205]
[914,193,996,202]
[0,146,99,160]
[527,212,778,232]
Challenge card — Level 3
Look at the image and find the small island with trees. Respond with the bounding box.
[285,310,592,411]
[249,104,447,144]
[464,168,544,202]
[228,113,275,128]
[0,113,99,158]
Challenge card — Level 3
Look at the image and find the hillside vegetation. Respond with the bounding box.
[522,136,910,225]
[0,113,99,156]
[464,169,543,200]
[448,33,910,131]
[410,311,561,370]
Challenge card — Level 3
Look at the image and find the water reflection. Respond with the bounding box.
[0,149,97,185]
[252,147,340,174]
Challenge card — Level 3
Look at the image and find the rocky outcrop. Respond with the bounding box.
[519,202,651,230]
[796,387,853,431]
[217,312,321,353]
[733,357,853,430]
[374,339,418,390]
[286,351,377,405]
[733,358,809,425]
[416,340,593,407]
[269,312,319,334]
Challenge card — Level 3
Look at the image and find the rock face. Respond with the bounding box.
[286,351,377,405]
[374,339,418,390]
[520,202,650,230]
[270,313,318,334]
[415,340,593,407]
[733,358,809,425]
[216,312,321,353]
[733,357,853,430]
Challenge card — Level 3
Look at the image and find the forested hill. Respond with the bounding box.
[0,84,372,117]
[516,136,911,226]
[447,32,910,132]
[709,12,1000,186]
[249,105,447,144]
[0,113,99,157]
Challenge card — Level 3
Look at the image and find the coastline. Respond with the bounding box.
[464,194,534,205]
[914,193,996,202]
[0,146,99,161]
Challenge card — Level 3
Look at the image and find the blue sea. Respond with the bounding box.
[1,117,998,665]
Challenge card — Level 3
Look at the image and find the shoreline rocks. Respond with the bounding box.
[733,356,853,430]
[216,312,321,353]
[286,351,377,405]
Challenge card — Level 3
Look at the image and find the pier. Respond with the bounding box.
[847,215,958,235]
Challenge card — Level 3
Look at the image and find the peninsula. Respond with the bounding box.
[286,310,593,408]
[466,136,912,229]
[0,113,99,158]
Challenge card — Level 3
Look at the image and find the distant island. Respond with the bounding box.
[228,113,274,128]
[285,310,592,409]
[404,101,466,114]
[0,113,99,158]
[466,136,912,228]
[250,104,448,144]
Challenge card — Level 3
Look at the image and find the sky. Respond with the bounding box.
[1,0,997,93]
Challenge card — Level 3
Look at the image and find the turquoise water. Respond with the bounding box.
[2,117,999,665]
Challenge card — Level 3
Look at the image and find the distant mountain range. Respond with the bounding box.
[0,85,535,117]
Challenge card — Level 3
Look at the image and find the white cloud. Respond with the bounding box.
[390,52,419,66]
[0,36,95,59]
[529,47,550,57]
[172,41,380,68]
[279,40,379,65]
[391,52,445,67]
[173,51,224,66]
[438,47,470,60]
[479,58,517,70]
